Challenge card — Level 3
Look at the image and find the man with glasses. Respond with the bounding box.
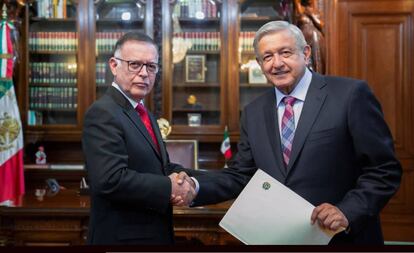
[190,21,401,244]
[82,32,199,245]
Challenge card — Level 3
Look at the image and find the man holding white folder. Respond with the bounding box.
[189,21,402,244]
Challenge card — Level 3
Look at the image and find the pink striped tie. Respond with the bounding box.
[281,96,296,167]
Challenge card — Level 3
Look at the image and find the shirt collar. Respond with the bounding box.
[275,67,312,106]
[111,82,143,108]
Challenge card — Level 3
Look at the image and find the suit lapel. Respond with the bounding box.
[149,113,169,171]
[107,87,162,160]
[287,73,327,173]
[263,91,288,178]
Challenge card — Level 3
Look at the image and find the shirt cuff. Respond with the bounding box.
[191,176,200,194]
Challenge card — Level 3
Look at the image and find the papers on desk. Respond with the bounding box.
[219,169,341,245]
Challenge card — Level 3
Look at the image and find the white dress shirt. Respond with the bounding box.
[275,68,312,140]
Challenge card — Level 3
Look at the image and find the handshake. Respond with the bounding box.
[168,172,196,207]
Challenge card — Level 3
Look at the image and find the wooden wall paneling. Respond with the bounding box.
[325,0,414,242]
[227,0,241,133]
[161,0,173,122]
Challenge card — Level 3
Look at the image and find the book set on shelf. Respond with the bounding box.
[95,32,125,54]
[29,32,78,52]
[96,62,107,86]
[173,0,219,19]
[239,31,255,53]
[173,32,220,52]
[35,0,69,19]
[29,62,77,84]
[29,86,78,109]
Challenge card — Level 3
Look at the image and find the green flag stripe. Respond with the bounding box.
[0,79,13,100]
[0,22,3,75]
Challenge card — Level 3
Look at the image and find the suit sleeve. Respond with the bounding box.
[82,105,171,213]
[192,110,257,206]
[336,81,402,234]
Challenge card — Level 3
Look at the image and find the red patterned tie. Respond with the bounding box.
[281,96,296,167]
[136,104,160,153]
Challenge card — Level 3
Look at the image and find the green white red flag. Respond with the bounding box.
[220,126,232,160]
[0,19,25,206]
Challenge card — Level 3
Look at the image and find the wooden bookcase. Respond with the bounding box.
[161,0,295,142]
[17,0,153,164]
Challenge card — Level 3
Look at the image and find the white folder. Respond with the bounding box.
[219,169,341,245]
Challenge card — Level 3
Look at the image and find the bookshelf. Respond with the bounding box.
[18,0,153,160]
[26,2,79,127]
[17,0,314,167]
[162,0,293,141]
[237,0,293,116]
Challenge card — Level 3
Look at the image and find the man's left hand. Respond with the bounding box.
[311,203,349,232]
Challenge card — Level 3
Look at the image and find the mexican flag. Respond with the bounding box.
[220,126,232,160]
[0,20,25,206]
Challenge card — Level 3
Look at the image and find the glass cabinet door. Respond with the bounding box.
[94,0,151,99]
[238,0,293,113]
[27,1,79,126]
[169,0,222,127]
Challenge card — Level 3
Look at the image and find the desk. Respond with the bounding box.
[0,189,237,246]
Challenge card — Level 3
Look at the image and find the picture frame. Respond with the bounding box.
[164,139,199,169]
[187,113,202,127]
[248,65,267,84]
[185,55,205,83]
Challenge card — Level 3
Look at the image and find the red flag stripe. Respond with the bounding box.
[0,149,25,205]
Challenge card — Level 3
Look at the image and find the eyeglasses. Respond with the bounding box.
[115,57,159,74]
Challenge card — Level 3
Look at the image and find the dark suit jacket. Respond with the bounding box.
[193,73,402,244]
[82,86,199,245]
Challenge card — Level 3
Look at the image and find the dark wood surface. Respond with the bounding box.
[0,189,237,246]
[324,0,414,242]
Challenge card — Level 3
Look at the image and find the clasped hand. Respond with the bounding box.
[168,172,196,207]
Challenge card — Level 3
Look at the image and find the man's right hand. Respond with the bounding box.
[169,172,196,206]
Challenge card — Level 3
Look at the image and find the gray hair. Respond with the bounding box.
[113,32,158,58]
[253,21,307,60]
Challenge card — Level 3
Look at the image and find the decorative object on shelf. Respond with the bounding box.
[220,125,232,165]
[35,145,46,164]
[185,55,205,82]
[79,177,89,195]
[248,60,267,84]
[157,118,172,139]
[34,188,46,201]
[45,178,61,196]
[184,94,202,109]
[187,113,201,127]
[172,16,191,64]
[293,0,325,73]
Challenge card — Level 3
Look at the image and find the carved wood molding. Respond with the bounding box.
[293,0,326,73]
[153,0,163,118]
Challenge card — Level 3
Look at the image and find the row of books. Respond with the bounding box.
[36,0,68,19]
[29,32,78,51]
[173,0,219,18]
[96,32,125,53]
[239,31,255,52]
[96,62,107,85]
[173,32,220,51]
[29,87,78,110]
[29,62,77,84]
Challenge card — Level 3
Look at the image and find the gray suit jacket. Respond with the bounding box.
[193,72,402,244]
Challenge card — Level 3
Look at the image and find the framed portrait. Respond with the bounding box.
[248,65,267,84]
[185,55,205,82]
